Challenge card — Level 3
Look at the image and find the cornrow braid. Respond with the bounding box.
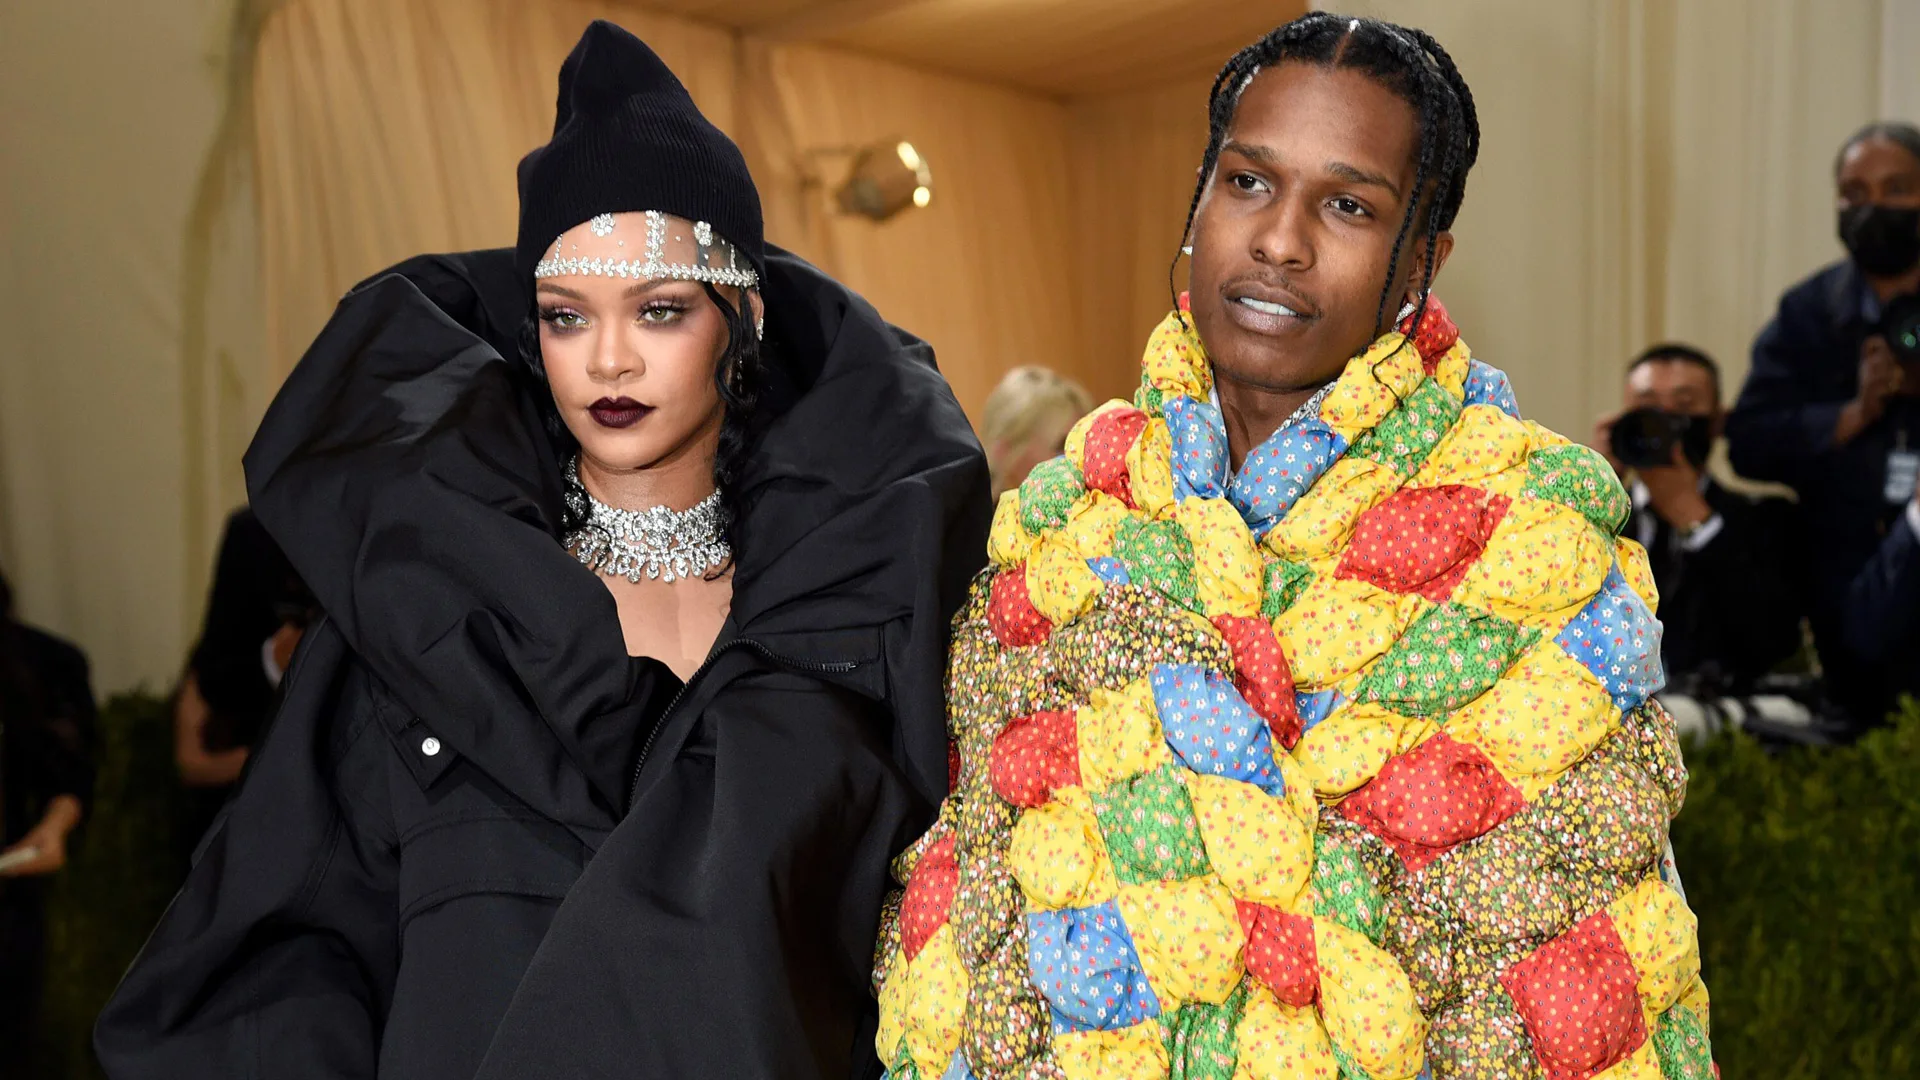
[1170,14,1482,352]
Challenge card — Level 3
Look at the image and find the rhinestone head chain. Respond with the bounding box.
[534,209,758,290]
[563,459,732,584]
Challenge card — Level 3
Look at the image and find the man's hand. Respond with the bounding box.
[268,621,304,683]
[1836,335,1904,445]
[0,794,82,877]
[1592,411,1627,476]
[1640,443,1713,532]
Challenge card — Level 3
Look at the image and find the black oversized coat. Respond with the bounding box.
[95,248,990,1079]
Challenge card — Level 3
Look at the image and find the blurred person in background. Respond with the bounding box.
[1595,343,1802,692]
[981,364,1091,497]
[1842,465,1919,695]
[96,21,987,1080]
[1726,121,1920,729]
[0,563,95,1074]
[173,506,310,861]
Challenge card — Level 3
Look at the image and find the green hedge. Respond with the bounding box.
[38,693,185,1080]
[31,695,1920,1077]
[1671,698,1920,1078]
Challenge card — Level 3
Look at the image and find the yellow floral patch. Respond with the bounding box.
[1175,496,1264,618]
[901,925,968,1077]
[1445,638,1618,798]
[1056,1022,1172,1080]
[1128,417,1176,517]
[1315,919,1428,1079]
[1615,536,1660,614]
[1077,679,1172,790]
[1608,877,1702,1014]
[1028,532,1104,625]
[1452,495,1611,629]
[1291,703,1435,801]
[1009,786,1119,911]
[1186,772,1315,908]
[988,489,1034,568]
[1143,312,1214,402]
[1429,338,1473,398]
[1322,335,1423,439]
[1274,576,1427,690]
[1264,456,1403,564]
[1063,490,1132,560]
[1114,877,1245,1007]
[1407,403,1531,490]
[1234,987,1341,1080]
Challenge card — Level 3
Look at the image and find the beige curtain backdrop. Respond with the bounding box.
[0,0,1896,692]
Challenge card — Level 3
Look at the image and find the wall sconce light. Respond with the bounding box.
[831,139,933,222]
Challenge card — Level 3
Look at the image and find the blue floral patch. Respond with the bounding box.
[1164,394,1229,502]
[1087,556,1132,587]
[1553,564,1665,713]
[1296,687,1347,734]
[1149,664,1285,797]
[1025,900,1162,1034]
[1463,360,1520,418]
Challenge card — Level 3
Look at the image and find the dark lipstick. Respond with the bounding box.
[588,397,651,429]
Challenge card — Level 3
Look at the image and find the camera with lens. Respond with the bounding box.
[1877,291,1920,364]
[1609,407,1714,471]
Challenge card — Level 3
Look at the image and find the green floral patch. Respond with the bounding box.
[888,1047,926,1080]
[1090,762,1213,885]
[1161,980,1247,1080]
[1312,831,1386,943]
[1017,456,1086,534]
[1136,385,1166,415]
[1346,376,1462,476]
[1114,516,1202,614]
[1654,1003,1715,1080]
[1260,556,1315,620]
[1524,444,1631,535]
[1354,602,1540,719]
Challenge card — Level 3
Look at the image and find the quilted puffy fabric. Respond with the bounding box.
[878,297,1710,1080]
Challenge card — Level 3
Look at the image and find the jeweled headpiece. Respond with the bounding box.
[533,210,758,290]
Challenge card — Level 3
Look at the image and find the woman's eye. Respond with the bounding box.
[539,307,587,331]
[639,303,686,325]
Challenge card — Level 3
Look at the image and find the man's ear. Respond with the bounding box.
[1404,231,1457,302]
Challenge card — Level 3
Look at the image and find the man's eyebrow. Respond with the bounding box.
[1220,139,1281,167]
[1327,161,1402,200]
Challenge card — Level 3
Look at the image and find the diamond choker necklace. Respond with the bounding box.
[563,458,731,583]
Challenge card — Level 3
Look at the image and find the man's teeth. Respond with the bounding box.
[1236,296,1299,317]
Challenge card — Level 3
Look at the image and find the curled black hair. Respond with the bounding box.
[1835,121,1920,179]
[1172,12,1481,352]
[517,282,764,548]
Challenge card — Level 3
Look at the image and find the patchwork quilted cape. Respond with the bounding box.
[873,299,1713,1080]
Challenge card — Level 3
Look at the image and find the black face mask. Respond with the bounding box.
[1838,203,1920,277]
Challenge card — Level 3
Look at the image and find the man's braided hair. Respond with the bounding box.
[1175,13,1482,347]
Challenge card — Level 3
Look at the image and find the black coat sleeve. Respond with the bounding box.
[473,671,929,1080]
[1844,511,1920,662]
[1726,285,1849,485]
[96,623,400,1079]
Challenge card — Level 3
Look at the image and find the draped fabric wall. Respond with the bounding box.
[0,0,1898,692]
[249,0,1149,421]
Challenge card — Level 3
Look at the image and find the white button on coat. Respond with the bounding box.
[420,736,442,757]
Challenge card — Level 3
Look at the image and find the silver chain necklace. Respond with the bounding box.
[563,458,731,584]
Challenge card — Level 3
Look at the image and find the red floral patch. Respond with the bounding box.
[901,835,960,963]
[1236,900,1320,1007]
[1082,408,1150,508]
[1499,911,1649,1080]
[990,709,1082,808]
[1337,731,1526,873]
[1211,614,1303,749]
[1397,295,1461,373]
[988,566,1053,647]
[1335,485,1510,603]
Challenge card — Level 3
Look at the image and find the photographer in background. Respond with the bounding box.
[0,562,95,1070]
[1726,121,1920,731]
[174,507,310,862]
[1596,344,1802,693]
